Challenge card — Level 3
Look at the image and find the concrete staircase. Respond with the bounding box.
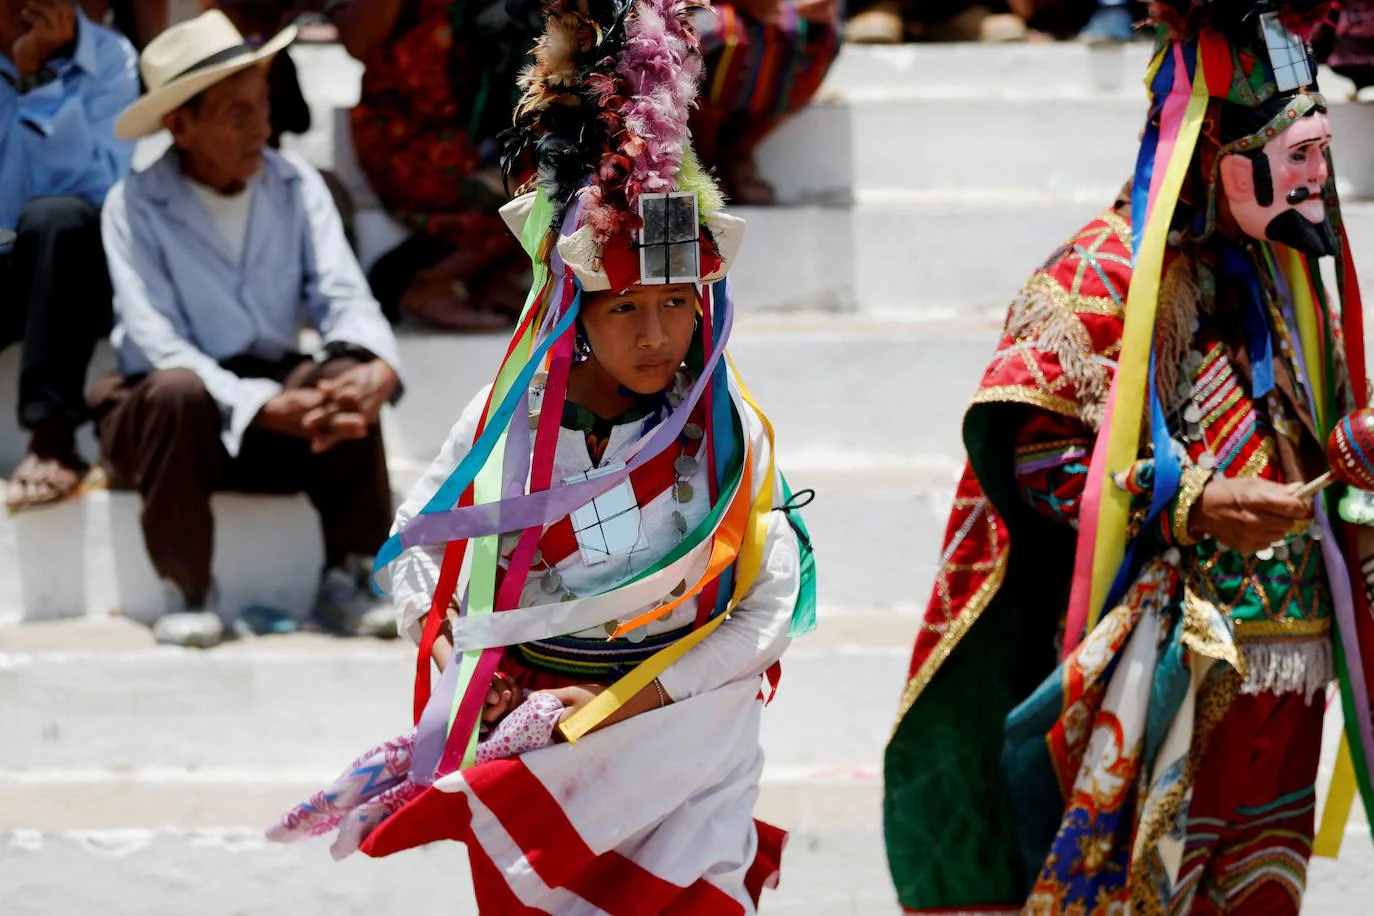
[6,41,1374,914]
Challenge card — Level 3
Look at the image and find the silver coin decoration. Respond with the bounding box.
[1197,452,1217,470]
[683,423,704,441]
[671,580,687,597]
[674,481,694,502]
[1183,403,1202,424]
[626,627,646,644]
[672,510,688,534]
[540,568,562,594]
[1255,547,1275,561]
[674,455,699,478]
[528,411,540,430]
[604,620,619,636]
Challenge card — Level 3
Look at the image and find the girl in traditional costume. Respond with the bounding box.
[885,1,1374,913]
[268,1,816,912]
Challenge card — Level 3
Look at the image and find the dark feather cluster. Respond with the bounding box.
[500,0,635,238]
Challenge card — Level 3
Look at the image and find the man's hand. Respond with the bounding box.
[1191,476,1313,555]
[253,387,328,439]
[11,0,76,78]
[315,359,399,427]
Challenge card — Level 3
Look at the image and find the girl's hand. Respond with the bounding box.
[482,673,522,724]
[546,684,609,740]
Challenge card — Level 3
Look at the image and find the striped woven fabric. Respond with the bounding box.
[697,2,839,120]
[1170,691,1325,915]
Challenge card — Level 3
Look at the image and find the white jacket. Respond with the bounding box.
[389,379,801,701]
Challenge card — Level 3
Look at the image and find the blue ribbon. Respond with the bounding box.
[1220,243,1275,400]
[370,284,583,589]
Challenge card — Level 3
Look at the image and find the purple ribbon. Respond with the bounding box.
[396,278,736,551]
[1315,498,1374,795]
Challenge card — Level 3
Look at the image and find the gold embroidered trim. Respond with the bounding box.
[1181,575,1247,678]
[969,386,1078,418]
[894,525,1010,724]
[1231,616,1332,639]
[1172,465,1212,547]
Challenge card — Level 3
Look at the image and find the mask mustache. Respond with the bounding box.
[1265,208,1338,258]
[1286,186,1318,205]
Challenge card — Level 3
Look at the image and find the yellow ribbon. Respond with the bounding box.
[561,376,781,742]
[1087,54,1212,626]
[1315,728,1357,858]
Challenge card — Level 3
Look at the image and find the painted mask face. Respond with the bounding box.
[1219,109,1337,257]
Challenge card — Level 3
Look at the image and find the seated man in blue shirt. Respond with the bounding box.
[97,12,404,648]
[0,0,136,511]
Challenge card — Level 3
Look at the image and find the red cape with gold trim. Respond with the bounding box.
[882,207,1136,912]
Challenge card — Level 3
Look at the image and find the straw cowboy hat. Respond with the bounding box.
[115,10,297,140]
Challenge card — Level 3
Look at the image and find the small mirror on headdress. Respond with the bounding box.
[1259,12,1314,92]
[638,192,701,285]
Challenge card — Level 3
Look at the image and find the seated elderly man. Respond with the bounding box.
[98,11,404,648]
[0,0,137,512]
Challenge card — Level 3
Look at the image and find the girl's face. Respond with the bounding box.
[580,283,698,395]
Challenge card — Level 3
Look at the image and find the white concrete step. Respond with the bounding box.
[0,818,894,916]
[284,45,1374,210]
[0,316,991,622]
[0,624,913,772]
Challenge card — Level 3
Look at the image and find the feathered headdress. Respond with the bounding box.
[499,0,739,291]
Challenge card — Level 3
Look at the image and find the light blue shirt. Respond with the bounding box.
[0,12,138,231]
[102,147,404,456]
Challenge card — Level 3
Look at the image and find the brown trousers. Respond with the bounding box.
[91,356,392,605]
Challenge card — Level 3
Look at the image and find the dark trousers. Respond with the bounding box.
[0,197,113,432]
[92,356,393,604]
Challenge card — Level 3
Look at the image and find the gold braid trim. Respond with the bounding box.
[968,386,1078,419]
[1172,465,1213,547]
[894,522,1010,724]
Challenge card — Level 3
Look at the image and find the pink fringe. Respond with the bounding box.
[581,0,702,245]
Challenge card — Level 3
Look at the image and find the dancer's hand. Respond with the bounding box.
[482,673,521,723]
[1191,476,1312,554]
[547,684,608,741]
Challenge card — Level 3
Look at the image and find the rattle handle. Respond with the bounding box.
[1294,472,1334,500]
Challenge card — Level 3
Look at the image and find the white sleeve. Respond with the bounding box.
[656,408,801,701]
[388,387,491,644]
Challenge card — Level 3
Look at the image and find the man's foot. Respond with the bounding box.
[1077,5,1136,44]
[5,426,100,514]
[315,564,398,639]
[721,159,777,206]
[154,580,225,648]
[153,611,225,648]
[399,262,517,332]
[846,2,904,43]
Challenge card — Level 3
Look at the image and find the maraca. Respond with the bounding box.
[1294,407,1374,498]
